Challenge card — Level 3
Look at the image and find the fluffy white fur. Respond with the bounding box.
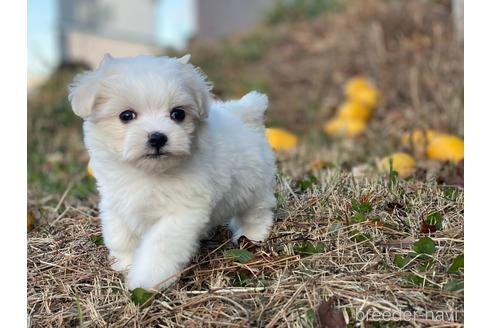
[68,54,276,291]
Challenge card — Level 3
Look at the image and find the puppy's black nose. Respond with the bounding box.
[148,132,168,150]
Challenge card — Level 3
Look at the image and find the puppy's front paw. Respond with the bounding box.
[230,208,274,243]
[109,251,133,272]
[127,262,179,291]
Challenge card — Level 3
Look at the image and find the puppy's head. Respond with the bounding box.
[69,54,212,172]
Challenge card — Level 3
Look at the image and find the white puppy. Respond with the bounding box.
[68,54,276,290]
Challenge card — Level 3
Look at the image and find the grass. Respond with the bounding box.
[27,0,463,326]
[27,164,464,326]
[265,0,345,25]
[27,64,92,200]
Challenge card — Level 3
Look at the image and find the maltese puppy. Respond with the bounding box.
[68,54,276,290]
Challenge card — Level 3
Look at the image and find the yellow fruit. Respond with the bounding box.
[352,88,379,109]
[265,128,299,151]
[345,76,379,108]
[345,76,371,94]
[426,135,464,162]
[323,118,367,137]
[87,163,93,177]
[401,129,441,149]
[378,152,416,179]
[337,100,372,121]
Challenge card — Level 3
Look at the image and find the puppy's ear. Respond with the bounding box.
[190,66,213,120]
[194,87,211,120]
[68,54,113,119]
[177,54,191,64]
[68,71,100,119]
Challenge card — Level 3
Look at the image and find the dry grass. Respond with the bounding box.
[192,0,463,137]
[28,162,464,327]
[27,0,463,326]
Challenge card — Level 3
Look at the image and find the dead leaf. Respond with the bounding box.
[420,220,437,233]
[317,298,346,328]
[384,202,406,215]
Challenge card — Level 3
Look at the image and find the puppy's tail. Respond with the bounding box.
[227,91,268,133]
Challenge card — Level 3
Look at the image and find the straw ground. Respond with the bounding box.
[28,161,464,327]
[27,0,463,326]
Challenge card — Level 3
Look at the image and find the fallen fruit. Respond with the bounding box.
[401,129,441,149]
[378,152,416,179]
[345,76,379,109]
[337,100,372,121]
[265,128,299,150]
[323,118,367,137]
[427,135,464,162]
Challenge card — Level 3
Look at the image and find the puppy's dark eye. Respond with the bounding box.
[170,107,186,122]
[119,110,137,123]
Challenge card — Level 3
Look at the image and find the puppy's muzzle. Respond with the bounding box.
[148,132,168,151]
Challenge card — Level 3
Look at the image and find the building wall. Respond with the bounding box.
[64,30,159,68]
[196,0,274,41]
[452,0,464,43]
[59,0,158,67]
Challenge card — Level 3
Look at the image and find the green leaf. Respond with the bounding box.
[351,199,373,214]
[89,234,104,246]
[394,255,411,269]
[444,280,464,292]
[306,308,315,324]
[443,186,459,201]
[406,273,425,286]
[296,174,318,191]
[417,260,434,272]
[224,249,254,263]
[360,202,373,214]
[412,237,436,255]
[388,159,400,189]
[351,198,360,210]
[131,288,154,306]
[351,212,366,223]
[294,240,325,255]
[232,271,252,287]
[425,211,443,230]
[349,229,370,243]
[448,254,464,274]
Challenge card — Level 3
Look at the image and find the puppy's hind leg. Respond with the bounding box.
[230,199,275,243]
